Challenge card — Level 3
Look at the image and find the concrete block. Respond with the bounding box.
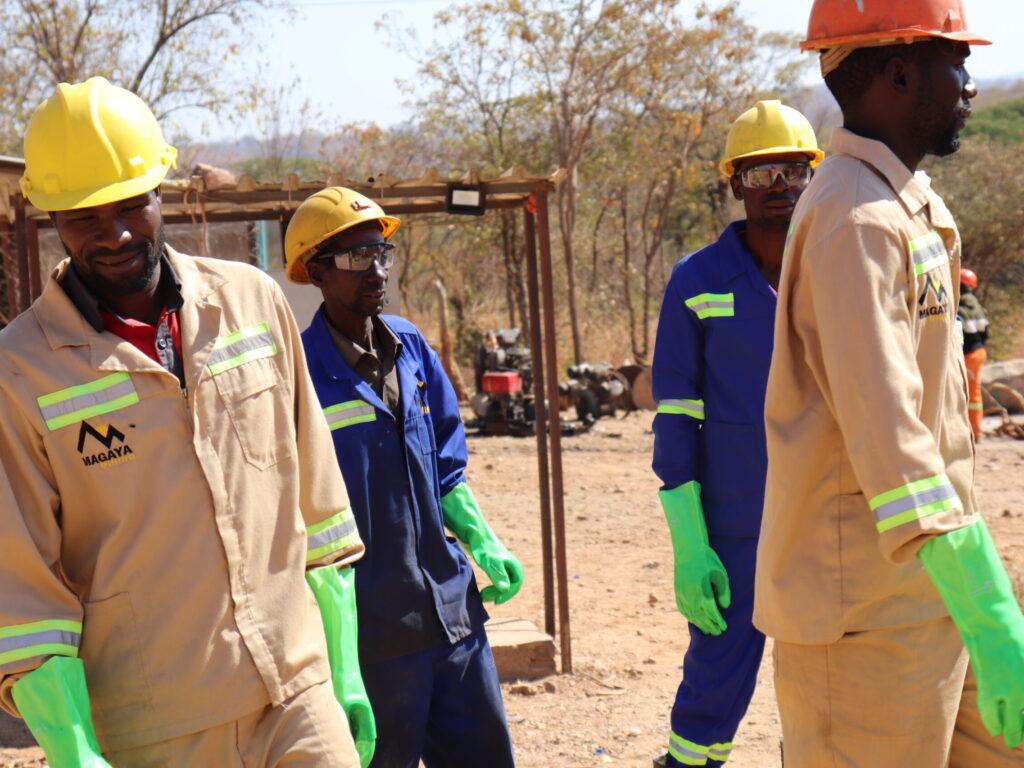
[485,617,557,682]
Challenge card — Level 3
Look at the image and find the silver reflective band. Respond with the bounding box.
[909,230,947,276]
[657,398,705,420]
[0,629,80,655]
[37,373,139,431]
[308,515,358,553]
[873,482,959,523]
[684,292,734,319]
[208,323,278,375]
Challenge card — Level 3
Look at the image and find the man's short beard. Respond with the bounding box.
[72,225,166,297]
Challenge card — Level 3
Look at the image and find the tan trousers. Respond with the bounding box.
[105,679,359,768]
[775,616,1023,767]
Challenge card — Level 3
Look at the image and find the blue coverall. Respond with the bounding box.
[651,221,775,766]
[302,309,514,768]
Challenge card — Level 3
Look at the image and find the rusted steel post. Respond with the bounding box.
[27,220,42,302]
[0,220,17,321]
[534,189,572,673]
[523,203,555,638]
[14,196,29,314]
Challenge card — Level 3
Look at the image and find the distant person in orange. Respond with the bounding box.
[958,267,988,440]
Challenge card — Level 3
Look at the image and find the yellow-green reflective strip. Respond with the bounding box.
[0,620,81,667]
[707,742,733,762]
[968,403,984,410]
[668,732,709,766]
[657,398,704,420]
[870,474,961,532]
[323,400,376,430]
[208,322,278,375]
[685,292,734,319]
[910,231,948,276]
[421,406,430,414]
[37,373,138,431]
[307,509,360,562]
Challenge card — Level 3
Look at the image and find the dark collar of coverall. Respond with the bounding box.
[61,251,186,385]
[323,308,403,416]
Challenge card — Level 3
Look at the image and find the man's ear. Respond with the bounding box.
[306,260,326,286]
[884,54,911,95]
[729,174,744,202]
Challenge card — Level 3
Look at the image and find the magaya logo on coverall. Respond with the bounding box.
[918,274,950,321]
[77,421,135,468]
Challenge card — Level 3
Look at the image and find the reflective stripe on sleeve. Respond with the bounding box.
[684,292,734,319]
[657,398,705,420]
[909,231,948,276]
[207,322,278,375]
[668,731,709,766]
[323,400,376,430]
[307,509,360,563]
[37,372,139,431]
[962,317,988,333]
[869,474,962,533]
[0,619,82,668]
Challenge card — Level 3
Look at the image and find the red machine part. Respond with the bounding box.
[482,371,522,394]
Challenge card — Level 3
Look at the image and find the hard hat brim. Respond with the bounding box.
[21,160,173,213]
[801,28,991,51]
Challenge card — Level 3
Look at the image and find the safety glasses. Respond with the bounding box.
[738,162,812,189]
[315,242,396,271]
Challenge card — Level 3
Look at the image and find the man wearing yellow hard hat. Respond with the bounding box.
[284,187,521,767]
[0,77,372,767]
[650,100,821,768]
[757,0,1024,764]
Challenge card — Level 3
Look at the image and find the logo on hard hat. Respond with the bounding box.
[350,199,372,212]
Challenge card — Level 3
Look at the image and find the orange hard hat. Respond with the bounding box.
[960,267,978,289]
[802,0,991,51]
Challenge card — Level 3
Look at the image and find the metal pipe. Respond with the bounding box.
[0,220,17,322]
[534,189,572,673]
[523,204,555,638]
[27,220,42,302]
[14,197,29,314]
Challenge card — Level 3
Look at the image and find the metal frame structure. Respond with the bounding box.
[0,162,575,672]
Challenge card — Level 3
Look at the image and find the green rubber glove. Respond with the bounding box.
[919,519,1024,748]
[660,481,730,636]
[441,483,524,604]
[11,656,111,768]
[306,566,376,767]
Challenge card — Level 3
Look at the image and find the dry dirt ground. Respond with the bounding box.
[3,411,1023,768]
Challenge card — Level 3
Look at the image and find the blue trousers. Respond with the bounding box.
[362,626,515,768]
[667,536,765,767]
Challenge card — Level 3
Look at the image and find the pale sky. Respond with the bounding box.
[200,0,1019,140]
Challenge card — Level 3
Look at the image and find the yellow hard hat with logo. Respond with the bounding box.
[285,186,400,284]
[20,77,177,212]
[719,100,824,177]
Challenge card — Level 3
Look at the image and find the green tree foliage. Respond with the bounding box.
[926,136,1024,360]
[962,97,1024,145]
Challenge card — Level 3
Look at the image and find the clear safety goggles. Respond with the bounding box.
[314,242,396,271]
[738,161,812,189]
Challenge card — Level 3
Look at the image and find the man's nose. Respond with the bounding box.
[963,73,977,101]
[93,216,132,250]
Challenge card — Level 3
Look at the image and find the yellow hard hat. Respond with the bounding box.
[719,100,824,177]
[285,186,400,284]
[20,77,177,212]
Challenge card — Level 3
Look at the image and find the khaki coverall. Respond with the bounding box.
[0,248,363,765]
[757,128,1019,767]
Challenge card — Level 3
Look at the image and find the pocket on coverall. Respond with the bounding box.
[79,592,153,717]
[212,358,290,470]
